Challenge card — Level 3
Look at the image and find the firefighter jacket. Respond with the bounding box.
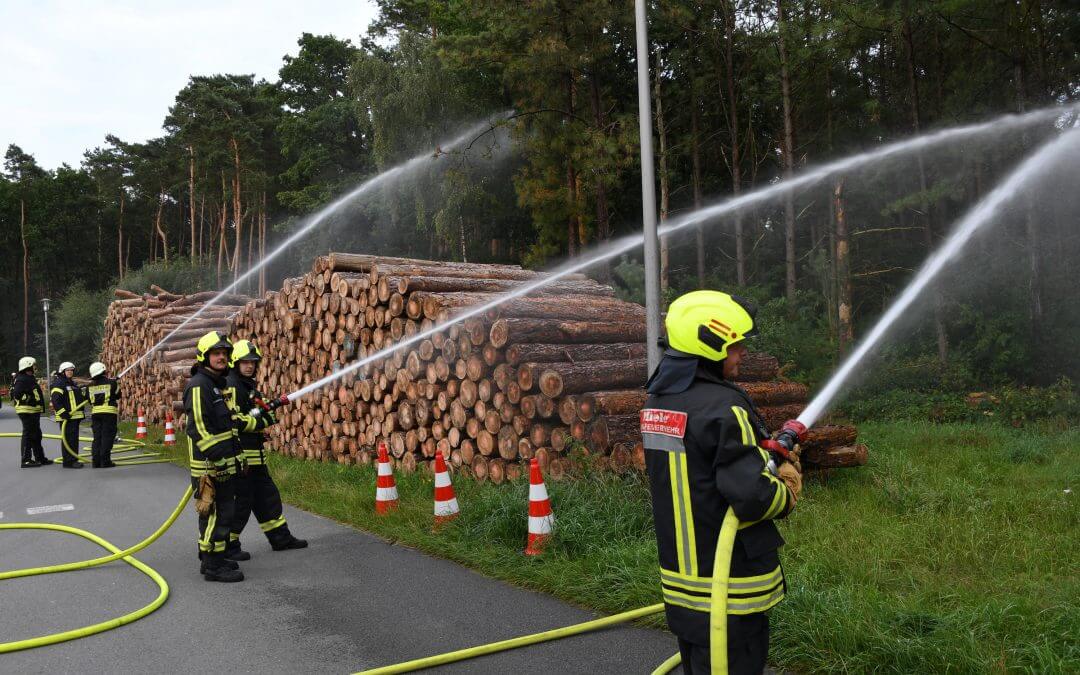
[51,374,88,422]
[184,365,245,479]
[88,375,121,415]
[12,371,44,414]
[642,349,794,646]
[224,370,275,465]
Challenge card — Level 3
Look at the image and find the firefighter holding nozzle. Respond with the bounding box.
[641,291,805,674]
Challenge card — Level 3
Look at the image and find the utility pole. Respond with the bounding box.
[42,298,51,376]
[634,0,662,373]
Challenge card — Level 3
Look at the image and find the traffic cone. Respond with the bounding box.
[163,411,176,446]
[433,450,460,525]
[135,408,148,440]
[375,442,399,514]
[525,457,554,556]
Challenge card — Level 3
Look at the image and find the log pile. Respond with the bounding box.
[100,286,249,423]
[226,253,867,482]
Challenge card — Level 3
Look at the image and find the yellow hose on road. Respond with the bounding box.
[0,486,193,652]
[0,431,173,466]
[354,603,666,675]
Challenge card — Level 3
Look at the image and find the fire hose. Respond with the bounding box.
[0,431,172,466]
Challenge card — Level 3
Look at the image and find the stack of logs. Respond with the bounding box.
[227,253,867,482]
[100,285,249,424]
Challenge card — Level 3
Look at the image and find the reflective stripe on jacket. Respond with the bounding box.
[224,370,273,465]
[50,375,87,421]
[89,376,121,415]
[12,372,44,414]
[184,366,240,477]
[643,351,793,646]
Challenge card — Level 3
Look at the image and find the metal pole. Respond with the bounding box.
[42,299,51,376]
[634,0,662,372]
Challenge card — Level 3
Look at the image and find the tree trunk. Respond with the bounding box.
[691,75,705,288]
[20,199,30,353]
[260,190,267,296]
[118,192,125,280]
[777,0,797,309]
[834,179,853,354]
[654,50,671,292]
[722,0,746,286]
[155,187,168,264]
[565,72,578,258]
[188,145,196,260]
[590,74,611,244]
[231,136,242,282]
[1014,60,1043,347]
[903,14,948,363]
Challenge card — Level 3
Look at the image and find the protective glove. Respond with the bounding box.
[778,461,802,502]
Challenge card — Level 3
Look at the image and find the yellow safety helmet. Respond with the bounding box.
[229,339,263,367]
[665,290,758,361]
[195,331,233,364]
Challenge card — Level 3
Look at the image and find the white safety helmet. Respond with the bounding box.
[58,361,76,375]
[89,362,107,378]
[18,356,35,372]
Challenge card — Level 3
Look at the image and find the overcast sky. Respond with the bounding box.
[0,0,379,170]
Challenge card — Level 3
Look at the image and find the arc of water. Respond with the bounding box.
[798,123,1080,427]
[117,115,511,379]
[285,106,1076,404]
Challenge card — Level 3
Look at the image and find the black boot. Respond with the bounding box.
[201,554,244,582]
[37,457,54,466]
[199,552,239,572]
[21,460,41,468]
[225,541,251,562]
[270,531,309,551]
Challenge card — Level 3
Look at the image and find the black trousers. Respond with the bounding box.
[91,414,117,467]
[231,464,289,545]
[678,612,769,675]
[59,419,82,466]
[18,413,47,464]
[192,474,237,555]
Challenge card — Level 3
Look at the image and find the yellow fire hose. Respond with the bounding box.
[0,486,193,653]
[354,508,740,675]
[0,431,172,466]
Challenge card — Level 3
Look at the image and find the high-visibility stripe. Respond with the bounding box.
[660,570,711,592]
[663,587,711,612]
[191,386,212,441]
[732,406,754,445]
[260,516,286,533]
[727,566,783,592]
[200,508,218,552]
[661,566,783,595]
[667,451,697,576]
[727,586,785,614]
[642,432,685,453]
[196,431,233,452]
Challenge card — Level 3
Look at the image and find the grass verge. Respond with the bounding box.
[125,420,1079,673]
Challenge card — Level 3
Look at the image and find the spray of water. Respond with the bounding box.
[117,114,512,379]
[798,123,1080,427]
[283,105,1076,404]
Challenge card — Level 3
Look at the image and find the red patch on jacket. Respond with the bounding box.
[640,409,688,437]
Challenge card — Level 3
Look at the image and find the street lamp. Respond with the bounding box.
[41,298,51,376]
[634,0,662,373]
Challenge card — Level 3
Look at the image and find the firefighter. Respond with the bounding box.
[641,291,804,674]
[51,361,88,469]
[87,362,120,468]
[12,357,51,468]
[185,331,247,582]
[223,339,307,560]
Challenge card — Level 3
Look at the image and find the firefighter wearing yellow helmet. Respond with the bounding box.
[183,331,261,582]
[222,339,306,561]
[640,290,804,674]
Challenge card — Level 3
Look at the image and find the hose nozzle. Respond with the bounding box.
[760,419,808,464]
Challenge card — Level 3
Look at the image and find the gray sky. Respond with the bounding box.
[0,0,379,170]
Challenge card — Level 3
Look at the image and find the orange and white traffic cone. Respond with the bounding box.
[525,457,554,555]
[433,450,459,525]
[163,411,176,446]
[375,442,399,514]
[135,408,148,440]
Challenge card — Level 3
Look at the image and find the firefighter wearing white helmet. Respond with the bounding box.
[50,361,88,468]
[87,361,120,468]
[12,356,51,467]
[222,339,306,561]
[641,290,805,674]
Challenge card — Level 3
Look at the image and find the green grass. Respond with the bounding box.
[125,421,1079,673]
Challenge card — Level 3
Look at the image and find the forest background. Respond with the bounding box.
[2,0,1078,422]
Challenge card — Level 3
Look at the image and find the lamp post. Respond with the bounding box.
[634,0,662,372]
[41,298,51,376]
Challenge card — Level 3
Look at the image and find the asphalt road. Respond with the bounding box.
[0,405,676,674]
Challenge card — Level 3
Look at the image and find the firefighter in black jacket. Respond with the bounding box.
[184,331,267,582]
[12,356,51,468]
[87,361,120,468]
[51,361,88,468]
[642,291,804,674]
[223,340,307,560]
